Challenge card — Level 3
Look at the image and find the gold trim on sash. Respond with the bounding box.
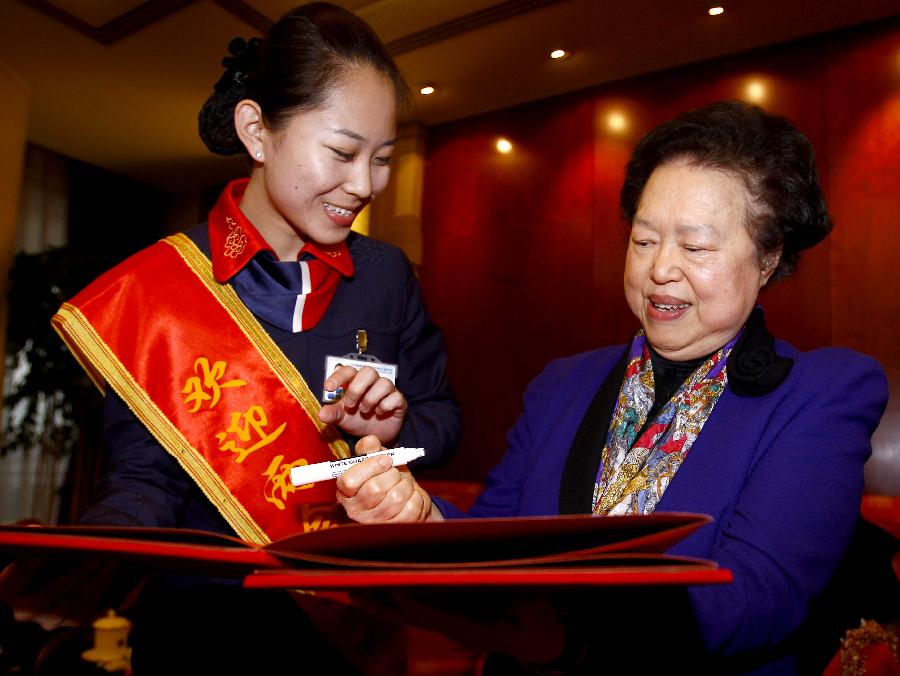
[165,234,350,461]
[52,303,268,543]
[51,311,105,393]
[52,234,352,544]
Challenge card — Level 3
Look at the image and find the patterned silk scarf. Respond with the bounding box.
[592,331,739,516]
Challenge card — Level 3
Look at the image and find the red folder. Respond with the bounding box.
[0,512,731,589]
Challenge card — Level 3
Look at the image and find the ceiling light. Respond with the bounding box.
[606,111,628,133]
[744,79,767,103]
[550,49,567,60]
[496,138,513,154]
[419,85,435,96]
[708,6,724,15]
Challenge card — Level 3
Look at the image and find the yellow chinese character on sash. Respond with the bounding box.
[182,358,247,413]
[262,455,313,510]
[300,504,344,532]
[216,405,286,464]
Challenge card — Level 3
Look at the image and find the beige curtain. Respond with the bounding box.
[0,144,69,525]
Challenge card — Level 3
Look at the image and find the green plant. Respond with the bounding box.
[2,247,104,459]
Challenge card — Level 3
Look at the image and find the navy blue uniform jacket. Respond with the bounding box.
[81,226,460,535]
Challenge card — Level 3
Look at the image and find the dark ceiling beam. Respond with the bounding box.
[201,0,568,55]
[16,0,195,45]
[212,0,273,35]
[384,0,566,55]
[18,0,566,52]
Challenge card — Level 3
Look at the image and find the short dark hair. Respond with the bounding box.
[199,2,407,156]
[619,100,832,283]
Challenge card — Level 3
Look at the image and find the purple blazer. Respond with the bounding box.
[435,340,888,668]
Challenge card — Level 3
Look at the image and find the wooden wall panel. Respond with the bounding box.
[421,95,599,480]
[419,18,900,485]
[824,25,900,494]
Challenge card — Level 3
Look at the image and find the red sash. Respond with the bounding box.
[52,234,351,544]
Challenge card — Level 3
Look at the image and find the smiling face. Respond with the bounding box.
[624,160,776,361]
[239,64,397,254]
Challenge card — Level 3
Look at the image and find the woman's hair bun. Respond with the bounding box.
[198,37,262,156]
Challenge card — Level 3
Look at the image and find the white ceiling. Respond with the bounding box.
[0,0,897,193]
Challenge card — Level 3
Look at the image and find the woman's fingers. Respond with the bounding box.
[337,463,432,524]
[357,377,401,414]
[318,368,407,442]
[339,468,416,522]
[354,435,383,455]
[322,364,366,394]
[387,484,427,522]
[336,454,394,500]
[336,436,434,524]
[334,366,379,409]
[372,389,407,417]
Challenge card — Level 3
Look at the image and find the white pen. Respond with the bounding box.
[289,447,425,486]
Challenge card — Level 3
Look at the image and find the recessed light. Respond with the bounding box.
[708,6,724,15]
[419,85,435,95]
[744,79,767,103]
[496,138,513,154]
[550,49,567,60]
[607,111,627,133]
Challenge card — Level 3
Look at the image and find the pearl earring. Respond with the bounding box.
[255,150,263,159]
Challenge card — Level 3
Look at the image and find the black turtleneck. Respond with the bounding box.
[645,345,711,422]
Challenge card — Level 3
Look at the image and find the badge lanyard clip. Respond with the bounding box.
[321,328,399,403]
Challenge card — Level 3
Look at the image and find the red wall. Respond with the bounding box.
[418,19,900,485]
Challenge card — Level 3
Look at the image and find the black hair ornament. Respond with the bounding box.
[198,37,262,156]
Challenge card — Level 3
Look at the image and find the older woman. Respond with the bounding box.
[337,101,888,672]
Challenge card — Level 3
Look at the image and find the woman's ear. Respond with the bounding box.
[759,246,782,287]
[234,99,266,161]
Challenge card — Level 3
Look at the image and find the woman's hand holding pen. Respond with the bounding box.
[318,365,407,444]
[336,436,441,523]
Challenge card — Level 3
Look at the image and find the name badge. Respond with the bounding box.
[322,356,399,404]
[322,329,398,403]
